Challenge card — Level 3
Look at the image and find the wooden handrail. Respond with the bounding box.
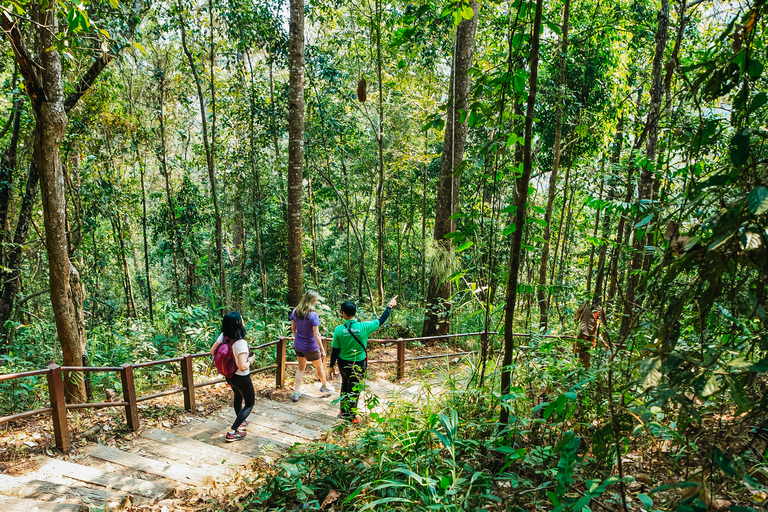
[0,330,570,452]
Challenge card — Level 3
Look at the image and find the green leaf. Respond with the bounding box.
[708,233,734,251]
[726,375,751,414]
[701,375,719,397]
[573,495,591,511]
[132,42,148,56]
[714,449,737,478]
[748,186,768,215]
[108,0,119,8]
[749,92,767,114]
[638,493,653,509]
[503,224,517,235]
[639,357,662,389]
[456,240,474,252]
[634,213,654,229]
[729,130,750,168]
[459,3,474,20]
[748,59,764,78]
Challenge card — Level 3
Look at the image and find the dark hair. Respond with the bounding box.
[222,311,246,340]
[340,301,356,317]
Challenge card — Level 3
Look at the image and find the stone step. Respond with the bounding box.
[0,473,137,510]
[0,495,84,512]
[139,428,253,467]
[29,458,170,501]
[85,444,213,486]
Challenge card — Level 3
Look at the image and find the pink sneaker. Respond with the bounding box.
[225,430,246,442]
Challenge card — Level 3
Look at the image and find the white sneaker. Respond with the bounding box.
[319,385,334,393]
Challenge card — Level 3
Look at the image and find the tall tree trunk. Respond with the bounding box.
[112,213,137,318]
[269,60,280,162]
[620,0,669,337]
[0,94,23,346]
[593,116,624,308]
[608,88,645,306]
[3,5,86,401]
[246,49,268,319]
[178,0,225,307]
[422,1,478,337]
[536,0,570,331]
[586,176,604,294]
[374,0,386,303]
[0,162,38,347]
[154,70,181,303]
[421,150,428,298]
[138,151,153,323]
[0,86,22,257]
[308,171,319,288]
[501,0,544,426]
[286,0,305,307]
[548,157,572,303]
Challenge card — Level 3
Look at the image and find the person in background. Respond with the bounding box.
[330,296,397,423]
[291,290,333,402]
[210,311,254,442]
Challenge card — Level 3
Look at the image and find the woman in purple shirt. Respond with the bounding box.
[291,290,332,402]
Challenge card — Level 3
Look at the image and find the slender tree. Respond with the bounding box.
[286,0,305,306]
[537,0,570,331]
[501,0,543,425]
[422,1,478,337]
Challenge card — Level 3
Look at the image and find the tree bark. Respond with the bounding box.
[536,0,570,331]
[374,0,386,303]
[286,0,305,307]
[501,0,543,426]
[422,1,478,337]
[153,69,181,304]
[0,161,38,346]
[620,0,669,337]
[592,116,624,308]
[178,0,225,307]
[5,4,88,401]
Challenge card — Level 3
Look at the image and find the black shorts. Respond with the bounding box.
[295,349,322,362]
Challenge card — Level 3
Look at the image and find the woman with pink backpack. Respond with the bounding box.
[211,311,254,442]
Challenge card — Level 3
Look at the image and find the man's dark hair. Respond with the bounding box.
[340,301,356,317]
[222,311,246,340]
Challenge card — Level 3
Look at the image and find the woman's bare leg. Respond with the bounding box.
[294,357,307,393]
[310,358,328,387]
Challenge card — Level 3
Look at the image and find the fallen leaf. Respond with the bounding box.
[321,489,342,509]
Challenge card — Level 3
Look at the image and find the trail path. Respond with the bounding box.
[0,378,422,511]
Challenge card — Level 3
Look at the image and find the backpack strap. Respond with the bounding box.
[345,323,367,362]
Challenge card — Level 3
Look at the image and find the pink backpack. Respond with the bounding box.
[214,337,239,378]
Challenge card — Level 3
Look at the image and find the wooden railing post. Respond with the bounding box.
[276,336,286,388]
[396,339,405,380]
[120,363,139,431]
[46,364,70,453]
[180,354,195,412]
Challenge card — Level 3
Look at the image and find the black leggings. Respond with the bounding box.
[338,358,367,417]
[226,373,255,430]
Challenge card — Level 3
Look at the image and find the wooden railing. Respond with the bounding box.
[0,331,504,452]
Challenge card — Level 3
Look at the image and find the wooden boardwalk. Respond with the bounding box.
[0,378,417,511]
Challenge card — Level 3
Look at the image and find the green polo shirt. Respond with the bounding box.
[331,319,381,362]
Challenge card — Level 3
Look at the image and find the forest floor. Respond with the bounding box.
[2,340,761,511]
[0,341,465,511]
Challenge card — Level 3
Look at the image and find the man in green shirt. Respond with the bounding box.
[329,296,397,423]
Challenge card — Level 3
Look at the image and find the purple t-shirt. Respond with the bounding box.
[290,310,321,353]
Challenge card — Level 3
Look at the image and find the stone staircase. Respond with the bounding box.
[0,379,406,511]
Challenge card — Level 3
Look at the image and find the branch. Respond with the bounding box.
[64,54,112,113]
[63,0,146,113]
[1,10,47,106]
